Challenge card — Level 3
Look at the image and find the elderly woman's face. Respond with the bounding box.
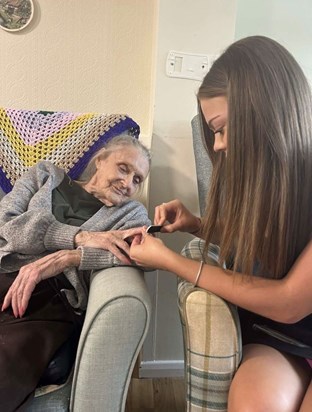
[90,146,149,206]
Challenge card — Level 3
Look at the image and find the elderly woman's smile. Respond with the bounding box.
[83,146,150,206]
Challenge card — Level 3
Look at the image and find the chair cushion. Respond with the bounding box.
[29,377,72,412]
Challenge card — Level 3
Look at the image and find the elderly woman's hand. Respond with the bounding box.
[74,227,146,264]
[1,249,81,318]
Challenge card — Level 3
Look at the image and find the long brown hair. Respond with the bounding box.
[198,36,312,278]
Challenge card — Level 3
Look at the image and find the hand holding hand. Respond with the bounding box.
[154,199,201,235]
[130,232,170,270]
[1,249,81,318]
[74,227,146,264]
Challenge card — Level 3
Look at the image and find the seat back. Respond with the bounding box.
[191,114,212,216]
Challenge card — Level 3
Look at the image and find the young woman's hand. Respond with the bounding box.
[154,199,201,235]
[1,249,81,318]
[74,227,146,264]
[130,232,171,269]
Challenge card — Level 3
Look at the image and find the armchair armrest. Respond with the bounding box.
[70,266,151,412]
[178,282,242,412]
[178,239,242,412]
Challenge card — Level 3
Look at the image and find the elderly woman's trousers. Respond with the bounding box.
[0,272,81,412]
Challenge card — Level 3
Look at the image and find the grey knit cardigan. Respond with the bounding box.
[0,161,151,310]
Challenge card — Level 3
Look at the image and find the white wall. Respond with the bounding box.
[235,0,312,83]
[141,0,238,377]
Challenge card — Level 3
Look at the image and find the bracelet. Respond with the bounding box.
[194,260,204,286]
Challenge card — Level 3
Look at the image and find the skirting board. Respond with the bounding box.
[139,360,184,378]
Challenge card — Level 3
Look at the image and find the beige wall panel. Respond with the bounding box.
[0,0,158,143]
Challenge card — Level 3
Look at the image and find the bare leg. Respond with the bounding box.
[299,380,312,412]
[228,344,311,412]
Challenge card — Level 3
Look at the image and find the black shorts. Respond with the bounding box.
[238,307,312,359]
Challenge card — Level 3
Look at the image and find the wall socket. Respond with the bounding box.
[166,50,217,81]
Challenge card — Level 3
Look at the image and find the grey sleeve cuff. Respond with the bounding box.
[44,221,81,250]
[77,246,117,270]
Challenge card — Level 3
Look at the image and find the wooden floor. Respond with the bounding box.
[126,377,186,412]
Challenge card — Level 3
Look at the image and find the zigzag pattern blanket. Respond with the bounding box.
[0,108,140,193]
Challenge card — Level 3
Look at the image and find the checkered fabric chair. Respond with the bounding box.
[177,115,242,412]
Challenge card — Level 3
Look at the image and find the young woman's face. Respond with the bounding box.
[200,96,228,155]
[92,146,149,206]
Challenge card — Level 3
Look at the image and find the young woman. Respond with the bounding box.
[130,36,312,411]
[0,135,151,411]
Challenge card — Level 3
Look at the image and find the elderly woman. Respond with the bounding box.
[0,135,151,411]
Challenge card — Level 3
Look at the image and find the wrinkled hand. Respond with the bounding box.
[154,199,201,234]
[74,227,146,264]
[1,249,81,318]
[130,233,169,269]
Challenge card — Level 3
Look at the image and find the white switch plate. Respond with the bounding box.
[166,50,216,81]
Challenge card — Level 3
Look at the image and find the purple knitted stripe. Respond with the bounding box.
[0,167,13,194]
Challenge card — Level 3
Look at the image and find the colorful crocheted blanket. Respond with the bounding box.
[0,108,140,193]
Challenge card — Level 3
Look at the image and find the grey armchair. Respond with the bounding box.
[0,108,152,412]
[28,266,151,412]
[177,115,242,412]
